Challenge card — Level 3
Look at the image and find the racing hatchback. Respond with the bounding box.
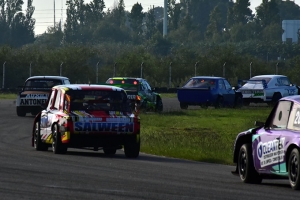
[32,84,140,158]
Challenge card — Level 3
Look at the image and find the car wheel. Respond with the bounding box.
[238,143,262,184]
[234,95,243,108]
[16,106,26,117]
[270,93,282,106]
[52,124,67,154]
[155,98,163,112]
[103,148,117,155]
[34,121,48,151]
[180,102,188,109]
[124,136,140,158]
[215,97,224,108]
[289,148,300,190]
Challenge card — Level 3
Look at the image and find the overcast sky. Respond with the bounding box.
[21,0,300,35]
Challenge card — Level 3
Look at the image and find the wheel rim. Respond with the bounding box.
[52,126,57,152]
[239,150,247,179]
[290,154,299,184]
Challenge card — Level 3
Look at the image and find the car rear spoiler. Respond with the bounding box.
[238,79,268,89]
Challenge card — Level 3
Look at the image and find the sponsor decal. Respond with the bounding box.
[74,122,134,133]
[257,137,285,167]
[127,95,136,100]
[23,94,48,98]
[20,98,47,105]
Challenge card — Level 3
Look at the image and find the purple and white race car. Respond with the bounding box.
[232,95,300,190]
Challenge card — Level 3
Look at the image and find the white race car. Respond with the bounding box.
[16,76,70,116]
[237,75,299,106]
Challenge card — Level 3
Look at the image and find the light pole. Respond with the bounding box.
[2,61,6,89]
[276,62,279,75]
[195,62,199,76]
[250,62,252,78]
[30,62,32,77]
[163,0,167,37]
[140,62,144,78]
[60,62,63,76]
[223,62,226,77]
[113,62,117,77]
[96,61,99,83]
[169,62,172,88]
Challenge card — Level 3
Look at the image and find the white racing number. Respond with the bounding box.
[294,109,300,126]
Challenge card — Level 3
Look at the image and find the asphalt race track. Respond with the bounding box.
[0,99,299,200]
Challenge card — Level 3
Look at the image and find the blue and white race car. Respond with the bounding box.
[237,75,299,106]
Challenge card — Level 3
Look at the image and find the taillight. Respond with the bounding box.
[136,95,141,101]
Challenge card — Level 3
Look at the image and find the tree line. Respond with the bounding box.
[1,0,300,89]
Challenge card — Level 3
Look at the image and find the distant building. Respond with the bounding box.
[282,20,300,43]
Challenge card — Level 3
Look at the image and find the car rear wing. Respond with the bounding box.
[238,79,268,89]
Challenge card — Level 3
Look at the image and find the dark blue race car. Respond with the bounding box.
[177,76,242,109]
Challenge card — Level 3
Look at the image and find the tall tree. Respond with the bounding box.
[168,0,181,31]
[129,2,144,34]
[145,6,157,39]
[111,0,126,27]
[255,0,280,28]
[206,5,223,41]
[231,0,253,26]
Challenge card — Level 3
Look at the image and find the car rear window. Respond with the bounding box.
[183,78,216,89]
[24,79,63,91]
[67,90,131,112]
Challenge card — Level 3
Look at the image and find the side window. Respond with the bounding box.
[223,80,232,90]
[47,90,56,110]
[141,81,148,91]
[270,101,292,130]
[54,90,61,110]
[144,80,152,91]
[218,80,225,90]
[288,103,300,130]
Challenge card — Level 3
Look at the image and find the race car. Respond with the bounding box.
[32,84,140,158]
[16,76,70,117]
[177,76,243,109]
[237,75,299,106]
[105,77,163,112]
[232,95,300,190]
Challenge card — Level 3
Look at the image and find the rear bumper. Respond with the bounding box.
[67,133,139,148]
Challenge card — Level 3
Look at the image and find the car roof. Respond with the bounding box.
[53,84,125,92]
[26,76,69,81]
[109,77,144,81]
[281,95,300,103]
[192,76,225,79]
[251,75,287,79]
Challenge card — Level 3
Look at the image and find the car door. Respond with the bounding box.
[218,79,235,106]
[223,79,235,105]
[252,100,292,173]
[40,89,56,140]
[143,80,156,103]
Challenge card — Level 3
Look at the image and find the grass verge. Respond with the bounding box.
[0,93,17,99]
[140,107,271,165]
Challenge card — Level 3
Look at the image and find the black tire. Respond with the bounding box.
[288,148,300,190]
[52,124,67,154]
[215,97,224,108]
[124,136,140,158]
[238,143,262,184]
[269,93,282,107]
[234,95,243,108]
[103,148,117,155]
[155,98,163,112]
[34,121,48,151]
[16,106,26,117]
[180,102,188,109]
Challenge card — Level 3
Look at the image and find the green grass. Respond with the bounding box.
[159,93,177,98]
[0,93,17,99]
[140,107,271,165]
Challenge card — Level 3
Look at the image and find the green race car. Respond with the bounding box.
[105,77,163,112]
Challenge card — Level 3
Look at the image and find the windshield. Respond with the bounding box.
[66,90,131,112]
[24,79,63,91]
[183,78,216,89]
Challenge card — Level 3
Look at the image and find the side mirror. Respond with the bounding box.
[232,86,235,90]
[152,87,156,92]
[254,121,264,127]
